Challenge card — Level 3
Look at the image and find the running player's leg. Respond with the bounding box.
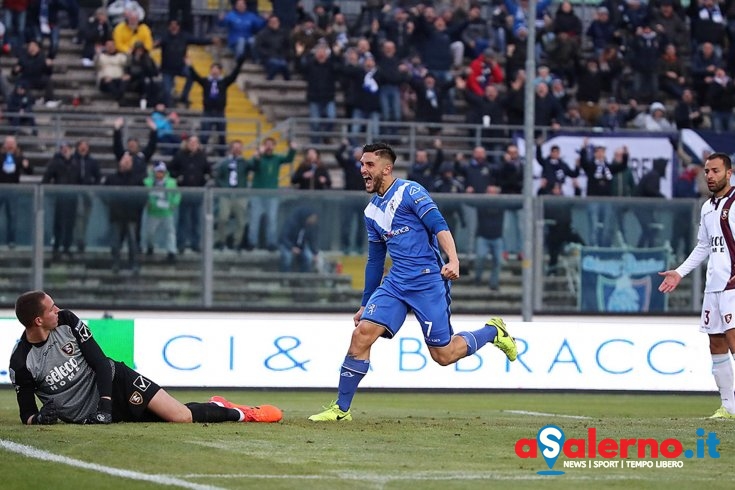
[310,288,407,421]
[413,282,516,365]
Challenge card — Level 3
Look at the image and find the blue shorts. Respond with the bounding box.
[360,277,453,347]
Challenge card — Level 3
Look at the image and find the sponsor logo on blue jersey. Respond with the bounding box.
[381,225,410,241]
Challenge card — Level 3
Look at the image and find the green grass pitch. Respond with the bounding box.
[0,388,733,490]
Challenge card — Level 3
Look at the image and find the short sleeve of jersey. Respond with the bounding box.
[404,183,437,220]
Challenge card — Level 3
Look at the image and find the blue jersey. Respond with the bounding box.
[364,179,445,285]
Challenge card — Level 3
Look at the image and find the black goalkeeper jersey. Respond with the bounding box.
[9,310,114,424]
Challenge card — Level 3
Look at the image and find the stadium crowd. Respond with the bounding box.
[0,0,723,283]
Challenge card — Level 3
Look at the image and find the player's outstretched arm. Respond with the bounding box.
[658,270,682,293]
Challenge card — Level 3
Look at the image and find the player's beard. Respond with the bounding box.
[365,173,382,194]
[709,176,729,196]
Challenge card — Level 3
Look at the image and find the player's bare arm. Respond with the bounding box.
[437,229,460,280]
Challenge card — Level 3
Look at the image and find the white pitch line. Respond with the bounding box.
[0,439,225,490]
[503,410,592,419]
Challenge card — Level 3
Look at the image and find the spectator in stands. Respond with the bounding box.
[705,67,735,132]
[406,139,444,190]
[577,139,629,246]
[383,6,412,59]
[474,200,504,291]
[345,52,381,142]
[36,0,78,60]
[72,139,100,254]
[631,100,676,131]
[7,81,36,135]
[506,25,531,80]
[628,24,661,104]
[0,135,31,248]
[546,1,582,86]
[409,72,455,134]
[586,6,620,57]
[79,7,111,67]
[499,143,524,258]
[106,0,145,27]
[542,182,584,273]
[635,156,667,248]
[335,140,366,255]
[534,82,563,130]
[670,161,700,259]
[279,206,320,273]
[652,0,689,55]
[620,0,652,35]
[150,103,180,156]
[460,144,500,253]
[456,78,506,163]
[169,135,211,254]
[249,137,295,251]
[42,141,79,261]
[296,41,342,144]
[103,151,146,274]
[219,0,266,61]
[597,44,625,98]
[11,39,55,105]
[112,8,152,54]
[125,41,159,107]
[3,0,29,52]
[674,88,705,129]
[658,43,686,99]
[291,15,325,62]
[691,41,722,103]
[561,101,588,128]
[432,161,466,235]
[270,0,300,30]
[168,0,193,34]
[291,148,331,190]
[376,41,407,136]
[254,14,291,81]
[187,54,245,155]
[157,18,215,108]
[95,39,128,103]
[575,58,603,125]
[598,96,635,130]
[412,10,460,112]
[691,0,727,52]
[326,11,349,51]
[467,48,504,97]
[460,4,495,60]
[214,140,251,252]
[536,141,579,196]
[112,116,157,179]
[549,78,570,110]
[339,47,361,119]
[503,68,525,125]
[144,161,180,264]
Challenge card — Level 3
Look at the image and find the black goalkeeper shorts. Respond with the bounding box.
[111,361,163,422]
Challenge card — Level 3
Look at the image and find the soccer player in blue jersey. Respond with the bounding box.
[309,142,517,421]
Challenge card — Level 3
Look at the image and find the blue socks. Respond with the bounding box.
[336,355,370,411]
[457,324,497,356]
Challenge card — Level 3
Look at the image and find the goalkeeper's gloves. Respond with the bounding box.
[33,400,58,425]
[83,397,112,424]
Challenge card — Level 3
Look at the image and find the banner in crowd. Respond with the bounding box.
[516,133,676,198]
[680,128,735,166]
[580,247,669,313]
[0,314,712,391]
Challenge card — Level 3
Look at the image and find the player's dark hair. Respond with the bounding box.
[362,142,396,164]
[706,152,732,169]
[15,290,47,328]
